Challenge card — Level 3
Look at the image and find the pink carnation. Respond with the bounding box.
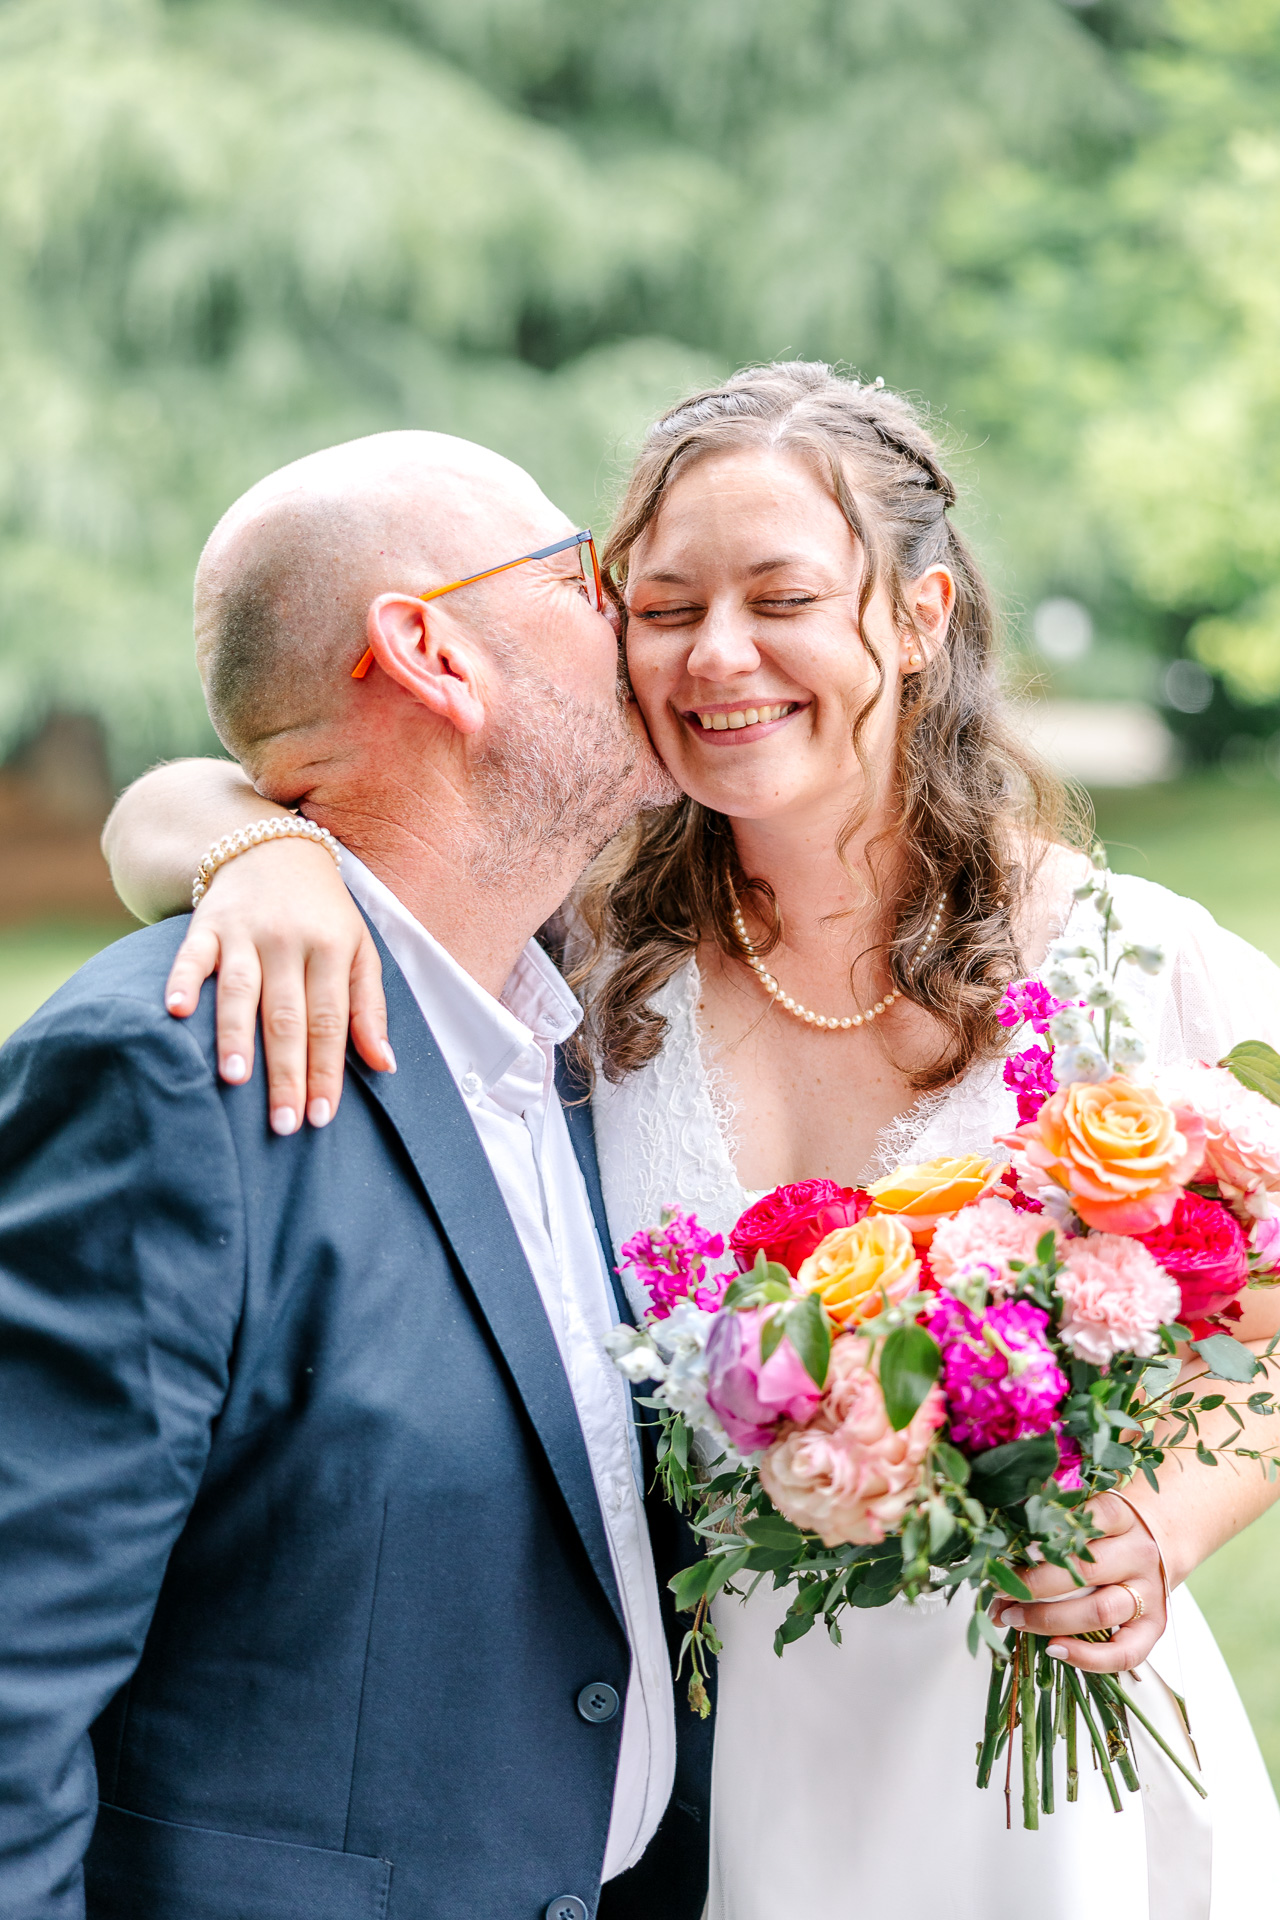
[1158,1063,1280,1214]
[929,1198,1053,1295]
[759,1334,943,1546]
[1055,1233,1180,1366]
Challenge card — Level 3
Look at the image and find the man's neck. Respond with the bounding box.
[309,806,581,997]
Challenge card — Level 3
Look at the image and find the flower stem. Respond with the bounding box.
[1065,1671,1079,1802]
[977,1636,1013,1790]
[1038,1643,1056,1815]
[1067,1665,1123,1812]
[1102,1677,1207,1799]
[1020,1634,1039,1830]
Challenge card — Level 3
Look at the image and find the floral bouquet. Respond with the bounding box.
[606,848,1280,1829]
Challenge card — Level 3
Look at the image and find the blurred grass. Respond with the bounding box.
[2,773,1280,1780]
[0,921,133,1045]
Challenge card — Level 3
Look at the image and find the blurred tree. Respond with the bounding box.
[0,0,1276,777]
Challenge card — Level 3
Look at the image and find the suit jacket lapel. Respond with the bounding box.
[350,933,624,1631]
[554,1047,633,1329]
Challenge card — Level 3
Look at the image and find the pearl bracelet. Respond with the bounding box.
[191,815,342,909]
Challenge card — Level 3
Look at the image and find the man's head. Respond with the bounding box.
[195,431,672,888]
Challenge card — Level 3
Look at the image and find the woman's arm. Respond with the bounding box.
[102,759,391,1132]
[993,1310,1280,1671]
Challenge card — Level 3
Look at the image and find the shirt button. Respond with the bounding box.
[546,1899,588,1920]
[576,1681,620,1724]
[459,1072,482,1098]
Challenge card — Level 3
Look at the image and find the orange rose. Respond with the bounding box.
[797,1215,920,1327]
[1008,1077,1203,1234]
[866,1154,1008,1246]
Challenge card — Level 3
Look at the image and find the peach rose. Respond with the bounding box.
[1006,1077,1203,1234]
[797,1215,920,1327]
[1158,1063,1280,1213]
[866,1154,1009,1245]
[759,1335,943,1546]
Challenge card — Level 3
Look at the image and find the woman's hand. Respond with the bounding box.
[164,839,394,1133]
[990,1491,1166,1672]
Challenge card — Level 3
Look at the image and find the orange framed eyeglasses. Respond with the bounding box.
[350,529,605,679]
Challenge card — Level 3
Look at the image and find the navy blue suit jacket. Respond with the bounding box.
[0,919,710,1920]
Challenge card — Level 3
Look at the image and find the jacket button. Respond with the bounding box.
[576,1681,620,1724]
[546,1899,588,1920]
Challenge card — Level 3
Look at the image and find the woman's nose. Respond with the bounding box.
[684,606,761,683]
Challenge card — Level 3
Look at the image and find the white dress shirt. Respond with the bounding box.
[341,850,676,1881]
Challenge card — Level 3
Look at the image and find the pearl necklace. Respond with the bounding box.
[731,901,946,1031]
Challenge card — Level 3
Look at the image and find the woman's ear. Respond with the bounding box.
[900,565,956,672]
[362,592,487,735]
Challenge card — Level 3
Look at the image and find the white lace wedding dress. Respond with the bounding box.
[591,875,1280,1920]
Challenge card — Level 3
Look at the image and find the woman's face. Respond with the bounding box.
[624,447,946,830]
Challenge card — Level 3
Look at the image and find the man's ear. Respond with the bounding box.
[363,592,487,735]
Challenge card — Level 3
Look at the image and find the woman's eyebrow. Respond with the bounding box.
[633,553,814,587]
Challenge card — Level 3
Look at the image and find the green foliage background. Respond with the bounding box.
[2,0,1279,778]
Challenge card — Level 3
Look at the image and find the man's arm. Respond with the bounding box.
[0,987,246,1918]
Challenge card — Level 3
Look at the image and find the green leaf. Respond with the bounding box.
[879,1325,942,1430]
[784,1289,832,1388]
[986,1560,1035,1603]
[759,1311,785,1365]
[928,1499,958,1556]
[742,1512,806,1551]
[970,1606,1013,1659]
[1192,1333,1262,1383]
[933,1439,971,1485]
[1196,1440,1218,1467]
[669,1557,721,1610]
[968,1433,1061,1511]
[1221,1040,1280,1108]
[1036,1230,1057,1263]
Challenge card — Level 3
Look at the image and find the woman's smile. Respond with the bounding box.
[681,698,808,744]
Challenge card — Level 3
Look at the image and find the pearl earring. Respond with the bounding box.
[907,651,923,670]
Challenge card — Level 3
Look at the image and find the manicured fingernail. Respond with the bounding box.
[381,1042,397,1072]
[307,1098,331,1128]
[1001,1608,1024,1629]
[1047,1644,1067,1660]
[270,1107,298,1136]
[166,992,186,1012]
[222,1054,247,1083]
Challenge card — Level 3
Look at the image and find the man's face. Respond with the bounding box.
[457,520,677,881]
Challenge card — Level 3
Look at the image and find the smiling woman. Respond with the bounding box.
[578,362,1071,1105]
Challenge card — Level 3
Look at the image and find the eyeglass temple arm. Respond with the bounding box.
[351,532,593,678]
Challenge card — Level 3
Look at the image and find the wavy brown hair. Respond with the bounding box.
[572,361,1075,1091]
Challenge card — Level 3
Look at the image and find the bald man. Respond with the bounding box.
[0,434,708,1920]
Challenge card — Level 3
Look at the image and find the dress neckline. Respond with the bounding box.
[693,878,1085,1195]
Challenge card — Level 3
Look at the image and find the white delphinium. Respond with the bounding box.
[1111,1028,1147,1068]
[648,1300,719,1428]
[1124,943,1165,976]
[1053,1041,1110,1085]
[603,1323,666,1383]
[1048,1006,1093,1046]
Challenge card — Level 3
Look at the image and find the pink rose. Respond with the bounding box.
[704,1307,824,1453]
[1158,1063,1280,1212]
[730,1180,872,1276]
[1135,1190,1248,1332]
[929,1198,1053,1295]
[1251,1207,1280,1274]
[759,1335,943,1546]
[1055,1233,1180,1366]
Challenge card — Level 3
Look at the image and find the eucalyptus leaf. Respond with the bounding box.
[742,1512,805,1551]
[1221,1040,1280,1108]
[880,1325,942,1430]
[1192,1333,1262,1383]
[986,1560,1035,1603]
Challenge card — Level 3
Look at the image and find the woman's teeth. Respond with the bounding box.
[695,703,794,731]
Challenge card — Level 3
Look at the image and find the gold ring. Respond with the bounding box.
[1117,1581,1144,1625]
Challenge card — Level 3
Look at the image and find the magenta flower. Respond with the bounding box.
[704,1308,824,1453]
[1003,1044,1058,1124]
[997,981,1069,1035]
[926,1294,1068,1454]
[618,1207,731,1319]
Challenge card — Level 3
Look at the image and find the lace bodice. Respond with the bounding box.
[591,874,1280,1317]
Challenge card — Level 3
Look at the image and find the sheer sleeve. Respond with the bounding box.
[1109,874,1280,1066]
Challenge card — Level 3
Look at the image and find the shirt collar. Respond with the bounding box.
[338,845,582,1099]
